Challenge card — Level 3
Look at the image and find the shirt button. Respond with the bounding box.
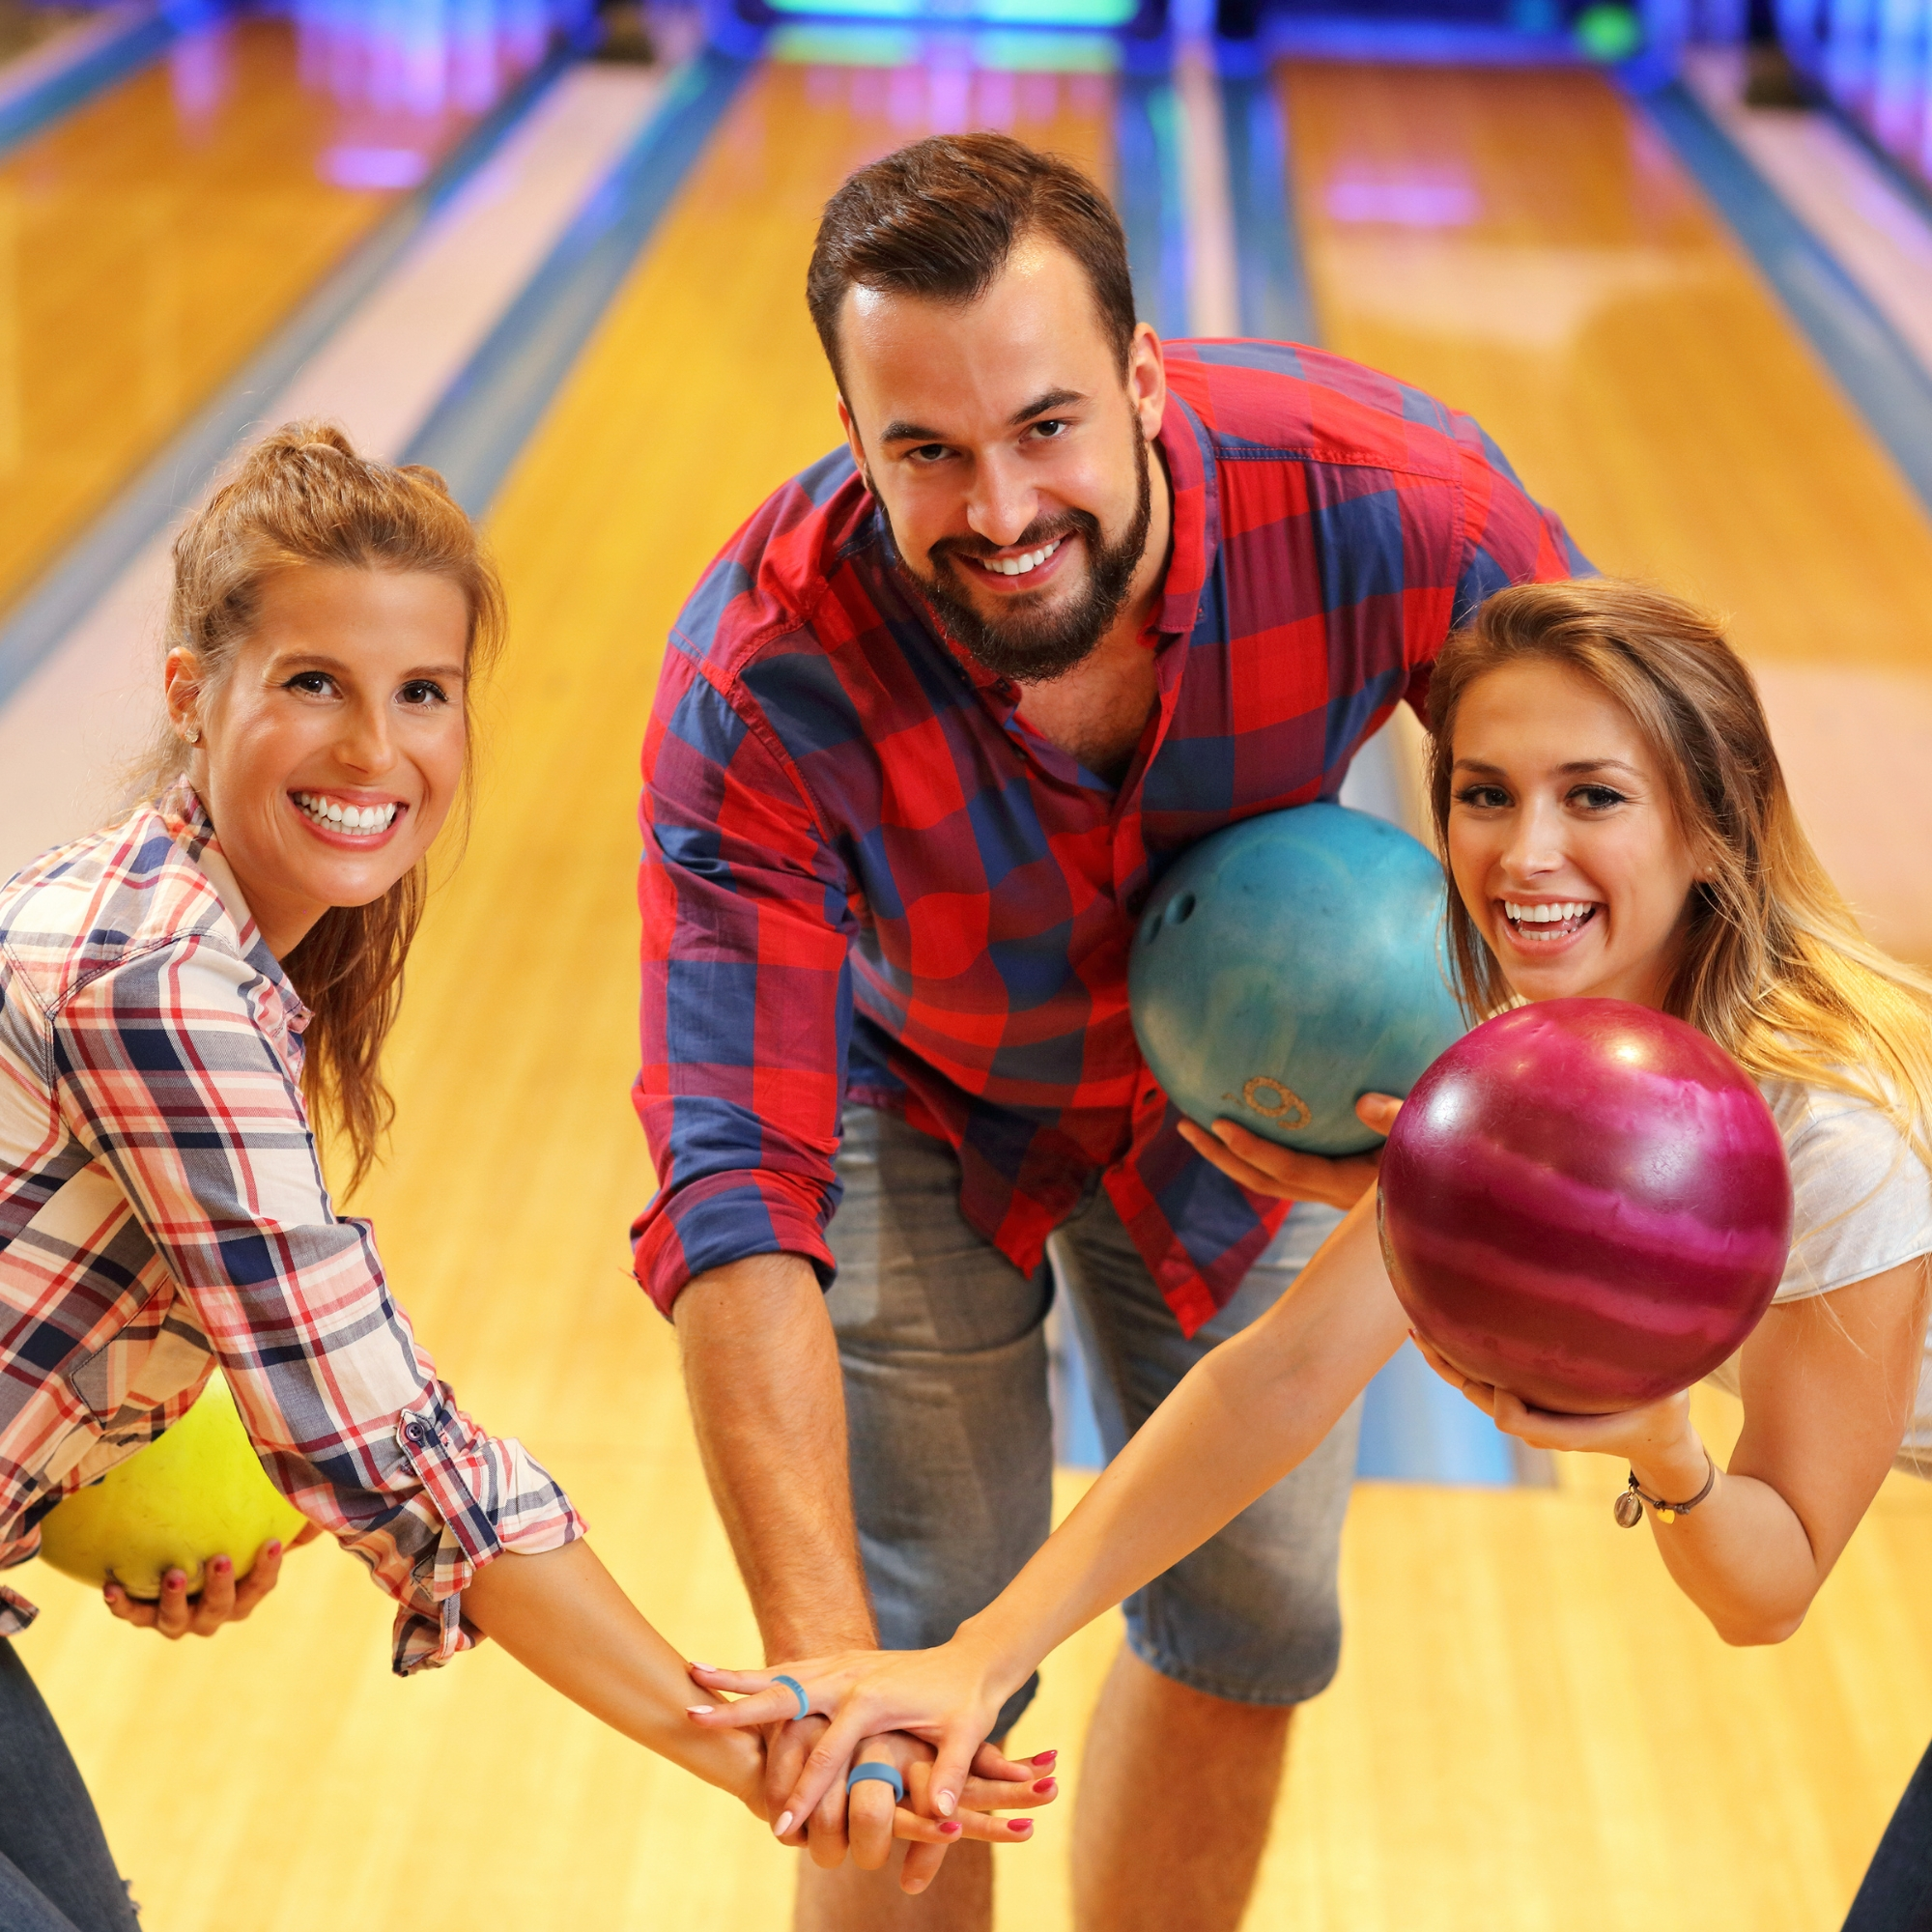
[403,1419,426,1446]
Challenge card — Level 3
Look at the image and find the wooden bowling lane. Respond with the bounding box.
[0,12,531,619]
[1276,61,1932,1926]
[1281,59,1932,965]
[15,54,1117,1932]
[1267,1397,1932,1932]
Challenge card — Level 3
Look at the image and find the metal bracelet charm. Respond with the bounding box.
[1614,1452,1718,1527]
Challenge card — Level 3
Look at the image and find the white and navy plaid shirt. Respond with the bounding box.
[0,788,582,1671]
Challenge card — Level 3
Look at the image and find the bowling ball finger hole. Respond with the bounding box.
[1164,893,1197,927]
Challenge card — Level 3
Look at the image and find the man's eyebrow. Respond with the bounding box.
[877,388,1091,446]
[1009,387,1086,425]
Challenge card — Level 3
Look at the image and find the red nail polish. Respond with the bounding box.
[1009,1819,1032,1833]
[1033,1777,1057,1794]
[213,1556,232,1574]
[939,1821,961,1836]
[1031,1749,1058,1765]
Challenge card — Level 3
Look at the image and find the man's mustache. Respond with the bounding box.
[928,512,1096,570]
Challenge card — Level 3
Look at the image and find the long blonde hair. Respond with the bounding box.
[133,420,506,1188]
[1425,578,1932,1158]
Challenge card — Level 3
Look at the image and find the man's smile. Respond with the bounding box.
[949,530,1077,596]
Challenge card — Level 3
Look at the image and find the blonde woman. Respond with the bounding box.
[0,425,1042,1931]
[689,579,1932,1918]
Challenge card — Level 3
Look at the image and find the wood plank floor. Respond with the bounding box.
[14,51,1932,1932]
[0,14,524,619]
[13,54,1118,1932]
[1280,60,1932,962]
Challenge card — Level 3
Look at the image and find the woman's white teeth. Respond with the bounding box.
[295,793,398,833]
[1504,900,1593,924]
[984,537,1064,578]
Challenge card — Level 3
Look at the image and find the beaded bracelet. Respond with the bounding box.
[1613,1452,1718,1527]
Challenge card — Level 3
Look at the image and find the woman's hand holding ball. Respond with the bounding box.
[101,1521,322,1640]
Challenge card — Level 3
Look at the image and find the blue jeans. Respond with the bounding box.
[825,1103,1362,1736]
[0,1638,140,1931]
[1845,1738,1932,1931]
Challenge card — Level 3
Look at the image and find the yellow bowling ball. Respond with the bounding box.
[37,1375,308,1600]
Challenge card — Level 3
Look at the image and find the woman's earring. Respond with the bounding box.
[182,724,199,745]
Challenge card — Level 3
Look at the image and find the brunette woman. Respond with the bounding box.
[0,424,1039,1931]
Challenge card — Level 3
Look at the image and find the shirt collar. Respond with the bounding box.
[156,781,312,1033]
[1150,389,1219,640]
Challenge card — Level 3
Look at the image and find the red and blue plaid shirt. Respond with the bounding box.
[634,340,1585,1333]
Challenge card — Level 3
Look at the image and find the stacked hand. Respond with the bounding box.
[689,1636,1033,1882]
[704,1684,1057,1893]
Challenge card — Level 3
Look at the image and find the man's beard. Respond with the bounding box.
[895,432,1154,686]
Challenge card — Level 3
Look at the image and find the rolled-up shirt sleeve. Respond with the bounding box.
[632,639,857,1316]
[50,937,583,1675]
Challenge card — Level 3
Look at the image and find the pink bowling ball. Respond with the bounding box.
[1378,999,1794,1414]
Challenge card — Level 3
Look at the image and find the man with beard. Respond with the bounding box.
[634,134,1584,1930]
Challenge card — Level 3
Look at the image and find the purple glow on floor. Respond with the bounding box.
[1322,166,1481,226]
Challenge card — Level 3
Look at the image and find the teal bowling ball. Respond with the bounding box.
[1129,803,1466,1157]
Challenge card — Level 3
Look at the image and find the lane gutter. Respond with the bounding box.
[1210,50,1531,1485]
[0,28,587,709]
[0,0,182,163]
[1639,77,1932,519]
[406,45,753,516]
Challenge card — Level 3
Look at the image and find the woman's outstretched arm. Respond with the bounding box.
[689,1178,1410,1828]
[465,1539,766,1802]
[464,1539,1056,1855]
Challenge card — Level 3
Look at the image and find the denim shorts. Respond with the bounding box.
[825,1103,1362,1734]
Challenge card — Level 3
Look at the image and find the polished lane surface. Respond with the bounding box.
[1282,60,1932,963]
[19,49,1932,1932]
[0,11,539,616]
[1274,59,1932,1931]
[17,51,1116,1932]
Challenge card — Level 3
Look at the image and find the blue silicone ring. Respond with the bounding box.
[772,1673,810,1721]
[847,1762,907,1804]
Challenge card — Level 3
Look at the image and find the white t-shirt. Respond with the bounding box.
[1704,1077,1932,1475]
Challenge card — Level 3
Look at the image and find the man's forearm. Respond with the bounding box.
[674,1251,876,1658]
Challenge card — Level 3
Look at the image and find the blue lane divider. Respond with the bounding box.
[405,47,753,515]
[1221,68,1315,343]
[0,34,584,710]
[1049,1294,1110,1472]
[1203,50,1518,1487]
[1640,78,1932,519]
[1356,1339,1516,1485]
[1115,66,1190,337]
[0,2,185,166]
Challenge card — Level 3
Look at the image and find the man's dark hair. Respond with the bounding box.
[807,133,1139,391]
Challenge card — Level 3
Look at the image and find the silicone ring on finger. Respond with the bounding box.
[772,1674,810,1721]
[847,1763,907,1804]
